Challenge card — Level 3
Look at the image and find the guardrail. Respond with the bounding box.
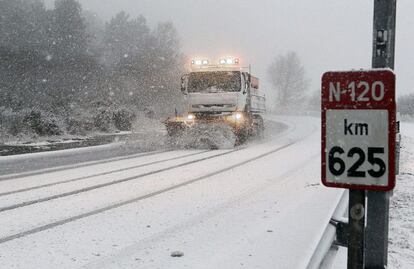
[305,190,348,269]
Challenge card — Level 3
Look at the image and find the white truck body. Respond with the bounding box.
[165,63,266,145]
[183,66,265,115]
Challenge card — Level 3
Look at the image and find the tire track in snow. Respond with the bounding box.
[0,118,296,212]
[0,150,209,197]
[0,149,168,181]
[0,148,244,213]
[83,153,319,269]
[0,126,313,244]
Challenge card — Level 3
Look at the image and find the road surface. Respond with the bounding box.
[0,116,343,269]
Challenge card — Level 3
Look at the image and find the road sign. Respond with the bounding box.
[321,69,396,191]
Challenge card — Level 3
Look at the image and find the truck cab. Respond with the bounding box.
[165,57,265,146]
[184,70,247,114]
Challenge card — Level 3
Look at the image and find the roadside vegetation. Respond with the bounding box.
[0,0,184,143]
[267,51,313,114]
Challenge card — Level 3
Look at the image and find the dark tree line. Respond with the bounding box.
[0,0,184,138]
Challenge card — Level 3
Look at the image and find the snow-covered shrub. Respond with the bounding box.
[112,107,136,131]
[0,108,65,142]
[65,116,94,135]
[93,108,115,132]
[0,108,32,138]
[23,110,63,136]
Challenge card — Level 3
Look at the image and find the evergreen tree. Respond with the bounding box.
[1,1,186,137]
[102,12,152,107]
[0,0,48,53]
[103,12,149,68]
[147,22,184,113]
[51,0,87,59]
[83,10,105,56]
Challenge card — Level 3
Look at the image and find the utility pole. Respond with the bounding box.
[366,1,397,268]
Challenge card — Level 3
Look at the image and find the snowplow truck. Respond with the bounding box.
[165,58,266,146]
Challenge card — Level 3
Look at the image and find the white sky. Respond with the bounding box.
[46,0,413,96]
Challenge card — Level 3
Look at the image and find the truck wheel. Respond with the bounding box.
[235,128,248,145]
[165,122,185,148]
[256,120,265,140]
[253,116,265,140]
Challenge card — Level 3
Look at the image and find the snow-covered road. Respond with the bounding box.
[0,116,343,269]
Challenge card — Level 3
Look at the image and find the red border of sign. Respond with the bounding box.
[321,69,396,191]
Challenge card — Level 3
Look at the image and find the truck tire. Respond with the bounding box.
[165,122,186,148]
[235,128,249,145]
[252,115,265,140]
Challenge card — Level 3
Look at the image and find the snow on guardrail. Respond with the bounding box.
[305,190,348,269]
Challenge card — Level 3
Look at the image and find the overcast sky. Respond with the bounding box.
[46,0,413,96]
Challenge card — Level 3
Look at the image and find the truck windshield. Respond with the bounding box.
[188,71,241,93]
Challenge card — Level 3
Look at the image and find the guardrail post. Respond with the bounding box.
[332,220,348,247]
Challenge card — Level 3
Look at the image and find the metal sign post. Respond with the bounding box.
[348,190,365,269]
[366,1,397,268]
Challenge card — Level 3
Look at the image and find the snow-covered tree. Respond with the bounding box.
[0,0,52,110]
[148,22,184,114]
[51,0,87,59]
[0,0,48,52]
[267,51,309,112]
[102,14,183,115]
[83,10,105,56]
[103,12,149,67]
[0,2,186,137]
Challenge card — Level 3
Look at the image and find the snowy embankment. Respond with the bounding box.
[0,115,343,269]
[331,121,414,269]
[0,114,166,156]
[388,122,414,268]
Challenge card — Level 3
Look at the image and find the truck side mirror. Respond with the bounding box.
[181,75,189,95]
[243,73,250,94]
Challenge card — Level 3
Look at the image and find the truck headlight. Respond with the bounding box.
[187,114,195,120]
[230,112,243,122]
